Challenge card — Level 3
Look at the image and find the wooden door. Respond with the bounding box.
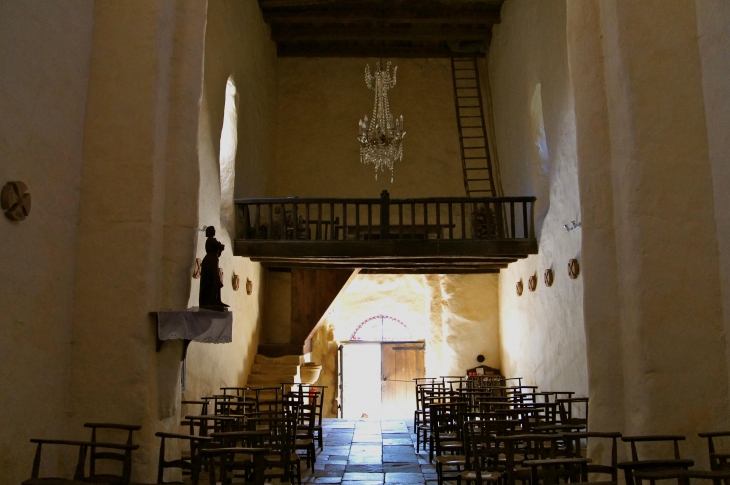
[381,342,425,418]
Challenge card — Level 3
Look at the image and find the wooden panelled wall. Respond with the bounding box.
[291,268,353,347]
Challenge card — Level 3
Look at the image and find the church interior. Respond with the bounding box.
[2,0,730,483]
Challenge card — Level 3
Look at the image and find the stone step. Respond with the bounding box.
[254,354,302,365]
[247,373,297,385]
[251,363,299,375]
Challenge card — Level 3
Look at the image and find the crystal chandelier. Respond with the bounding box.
[358,61,405,182]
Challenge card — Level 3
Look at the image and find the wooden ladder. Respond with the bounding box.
[451,56,496,197]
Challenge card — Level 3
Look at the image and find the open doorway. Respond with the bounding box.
[339,315,425,419]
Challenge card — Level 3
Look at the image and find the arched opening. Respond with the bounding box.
[350,315,414,341]
[219,76,238,235]
[341,314,424,419]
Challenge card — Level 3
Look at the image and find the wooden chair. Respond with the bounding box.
[295,402,317,469]
[618,435,694,485]
[500,433,564,485]
[564,431,622,484]
[633,469,730,485]
[196,447,268,485]
[557,398,588,428]
[155,432,212,484]
[522,457,590,485]
[294,385,326,450]
[460,419,506,485]
[84,422,141,484]
[260,415,301,485]
[23,439,137,485]
[699,432,730,471]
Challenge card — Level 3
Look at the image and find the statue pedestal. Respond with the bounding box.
[153,307,233,359]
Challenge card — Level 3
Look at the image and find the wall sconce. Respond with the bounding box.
[563,221,581,232]
[2,181,31,221]
[568,259,580,279]
[544,268,554,287]
[246,278,253,295]
[192,258,202,279]
[232,272,240,291]
[516,279,523,296]
[528,274,538,292]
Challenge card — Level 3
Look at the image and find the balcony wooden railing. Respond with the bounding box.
[235,191,536,243]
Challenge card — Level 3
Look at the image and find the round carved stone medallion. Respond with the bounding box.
[2,181,31,221]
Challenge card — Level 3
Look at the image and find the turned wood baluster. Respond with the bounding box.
[398,203,403,240]
[380,190,390,240]
[448,202,453,240]
[510,202,516,239]
[461,202,466,239]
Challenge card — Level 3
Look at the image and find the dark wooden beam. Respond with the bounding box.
[259,1,503,24]
[259,262,508,269]
[359,268,500,274]
[276,42,486,58]
[234,239,537,258]
[252,256,520,263]
[271,24,492,43]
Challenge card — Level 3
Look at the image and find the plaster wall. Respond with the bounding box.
[273,58,464,198]
[567,0,730,465]
[183,0,277,404]
[695,0,730,419]
[0,2,94,482]
[489,1,587,395]
[309,273,500,417]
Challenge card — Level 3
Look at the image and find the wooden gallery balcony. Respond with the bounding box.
[233,191,537,273]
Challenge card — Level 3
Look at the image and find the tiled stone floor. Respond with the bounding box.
[302,418,436,485]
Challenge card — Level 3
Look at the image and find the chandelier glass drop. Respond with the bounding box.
[358,61,405,182]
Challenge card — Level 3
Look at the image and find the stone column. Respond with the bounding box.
[569,0,729,465]
[68,1,206,481]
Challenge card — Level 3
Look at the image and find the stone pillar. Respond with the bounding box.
[68,1,206,481]
[569,0,729,465]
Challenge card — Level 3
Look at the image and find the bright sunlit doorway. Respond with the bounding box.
[339,315,425,419]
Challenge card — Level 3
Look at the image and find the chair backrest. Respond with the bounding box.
[622,435,686,461]
[465,420,503,483]
[295,385,326,427]
[633,469,730,485]
[155,431,212,484]
[557,398,589,427]
[699,431,730,471]
[498,433,562,485]
[85,422,141,484]
[564,431,622,481]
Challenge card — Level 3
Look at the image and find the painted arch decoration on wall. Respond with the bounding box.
[350,315,414,341]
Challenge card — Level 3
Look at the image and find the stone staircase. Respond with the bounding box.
[247,354,303,388]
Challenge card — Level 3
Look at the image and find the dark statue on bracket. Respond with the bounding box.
[199,226,229,312]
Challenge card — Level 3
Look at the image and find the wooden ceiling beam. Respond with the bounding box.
[253,256,518,264]
[270,24,492,43]
[276,42,487,58]
[359,268,500,274]
[260,261,508,269]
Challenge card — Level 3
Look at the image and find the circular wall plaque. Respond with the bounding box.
[516,279,523,296]
[568,259,580,279]
[544,268,554,287]
[528,274,538,292]
[2,181,31,221]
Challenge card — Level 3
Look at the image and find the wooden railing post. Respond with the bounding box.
[380,190,390,240]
